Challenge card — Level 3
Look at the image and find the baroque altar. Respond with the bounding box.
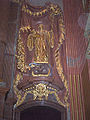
[14,1,69,110]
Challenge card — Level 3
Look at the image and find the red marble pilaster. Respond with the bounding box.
[63,0,87,119]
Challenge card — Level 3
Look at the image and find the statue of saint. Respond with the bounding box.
[14,2,69,108]
[27,24,54,63]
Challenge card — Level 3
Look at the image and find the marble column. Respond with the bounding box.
[63,0,86,119]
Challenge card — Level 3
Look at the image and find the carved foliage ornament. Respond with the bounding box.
[14,3,69,108]
[14,73,69,108]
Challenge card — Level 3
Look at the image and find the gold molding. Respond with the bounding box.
[14,3,69,109]
[54,15,69,106]
[14,74,68,108]
[15,26,31,72]
[22,4,62,17]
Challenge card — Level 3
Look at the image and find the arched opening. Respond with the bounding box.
[20,106,61,120]
[15,101,66,120]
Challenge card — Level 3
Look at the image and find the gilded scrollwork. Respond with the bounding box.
[16,38,26,72]
[14,3,69,109]
[16,24,55,72]
[54,17,69,104]
[13,73,22,107]
[22,4,60,17]
[14,81,67,108]
[16,26,31,72]
[46,3,69,105]
[32,83,49,100]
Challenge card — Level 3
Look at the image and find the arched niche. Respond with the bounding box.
[14,100,67,120]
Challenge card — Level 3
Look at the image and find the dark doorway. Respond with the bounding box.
[20,106,61,120]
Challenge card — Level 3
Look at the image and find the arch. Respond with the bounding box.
[14,100,67,120]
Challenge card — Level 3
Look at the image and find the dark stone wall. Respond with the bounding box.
[63,0,89,119]
[3,1,19,120]
[0,0,19,119]
[0,0,9,81]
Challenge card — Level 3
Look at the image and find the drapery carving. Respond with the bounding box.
[26,24,54,63]
[14,2,69,109]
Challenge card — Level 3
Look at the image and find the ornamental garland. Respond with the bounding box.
[14,74,67,108]
[14,3,69,108]
[54,17,69,104]
[22,4,62,17]
[15,26,31,72]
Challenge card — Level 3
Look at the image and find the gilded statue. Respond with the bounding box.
[14,3,69,109]
[27,24,54,63]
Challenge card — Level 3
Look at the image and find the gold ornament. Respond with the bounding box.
[27,24,54,63]
[14,3,69,108]
[14,79,68,108]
